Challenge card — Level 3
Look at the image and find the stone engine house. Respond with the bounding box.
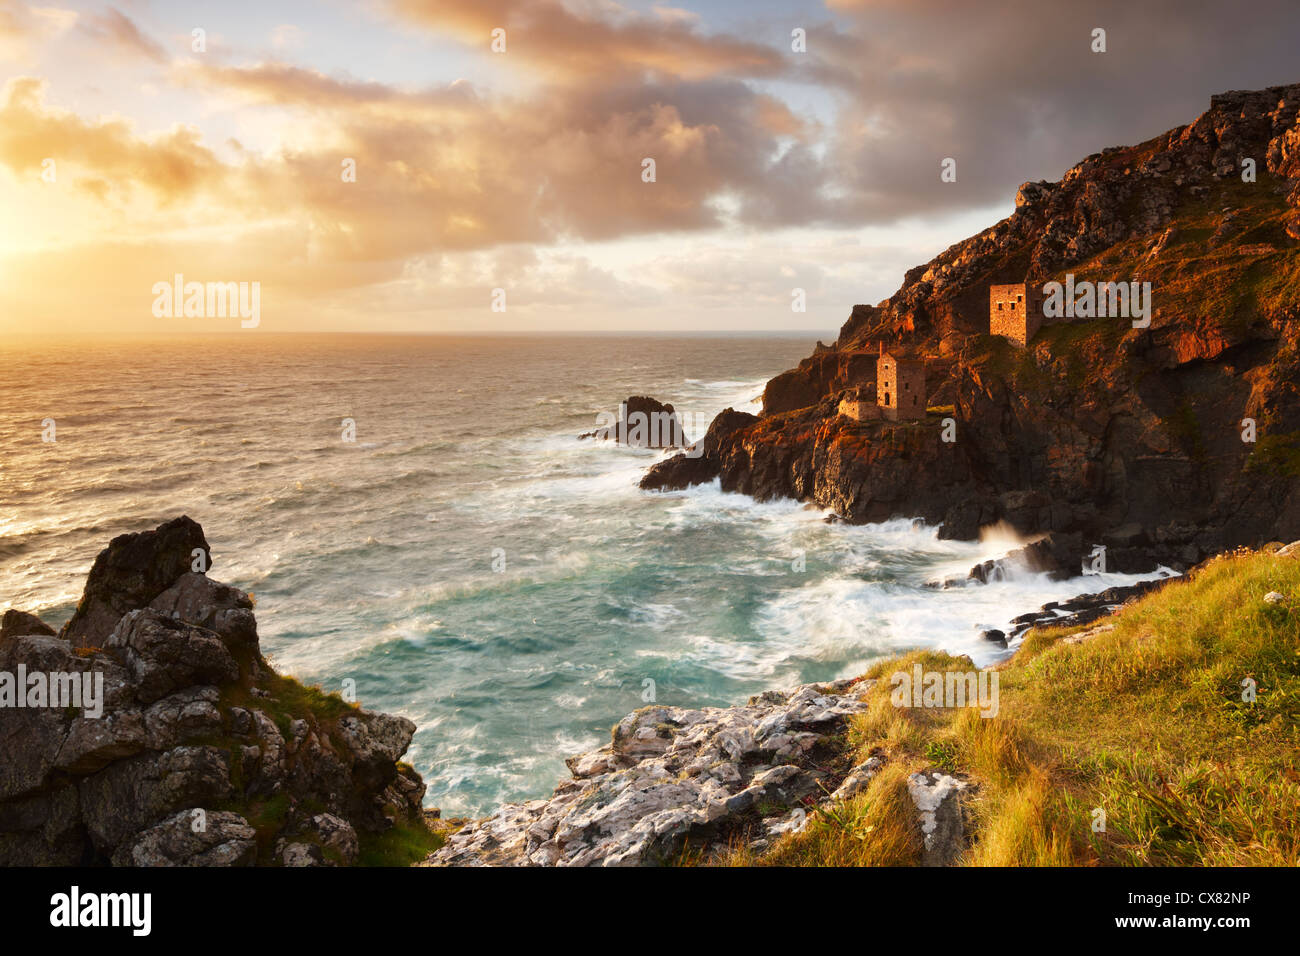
[877,346,926,421]
[989,282,1045,346]
[838,343,927,423]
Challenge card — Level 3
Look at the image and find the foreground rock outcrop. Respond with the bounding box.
[643,83,1300,573]
[428,678,895,866]
[0,517,426,866]
[426,675,978,867]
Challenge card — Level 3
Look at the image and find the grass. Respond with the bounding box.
[713,762,924,867]
[356,816,448,867]
[728,548,1300,866]
[1052,173,1300,341]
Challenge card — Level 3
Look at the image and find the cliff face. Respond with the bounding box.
[646,83,1300,572]
[0,518,427,866]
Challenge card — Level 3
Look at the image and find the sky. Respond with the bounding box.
[1,0,1298,336]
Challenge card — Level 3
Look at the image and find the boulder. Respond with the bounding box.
[0,609,55,641]
[118,809,257,867]
[61,516,211,649]
[105,609,239,705]
[426,680,879,867]
[581,396,687,448]
[148,573,259,653]
[907,771,971,866]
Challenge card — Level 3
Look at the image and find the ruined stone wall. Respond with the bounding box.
[838,399,882,421]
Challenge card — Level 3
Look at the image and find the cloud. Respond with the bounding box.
[6,0,1300,335]
[0,77,224,201]
[806,0,1300,220]
[165,59,826,250]
[0,2,77,65]
[79,7,166,63]
[270,24,303,51]
[175,60,481,115]
[388,0,787,83]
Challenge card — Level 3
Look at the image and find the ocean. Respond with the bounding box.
[0,333,1165,816]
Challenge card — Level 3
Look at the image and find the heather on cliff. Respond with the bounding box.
[644,83,1300,575]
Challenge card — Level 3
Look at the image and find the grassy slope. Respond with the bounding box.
[721,548,1300,866]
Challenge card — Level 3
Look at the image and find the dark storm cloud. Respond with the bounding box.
[810,0,1300,221]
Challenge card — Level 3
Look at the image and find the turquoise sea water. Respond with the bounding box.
[0,333,1165,815]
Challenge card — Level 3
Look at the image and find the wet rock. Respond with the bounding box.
[1008,575,1178,637]
[640,407,758,491]
[581,396,687,448]
[978,629,1008,648]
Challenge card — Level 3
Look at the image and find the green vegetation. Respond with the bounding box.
[1068,173,1300,338]
[721,549,1300,866]
[1247,430,1300,478]
[966,168,1300,402]
[205,661,439,866]
[357,817,448,867]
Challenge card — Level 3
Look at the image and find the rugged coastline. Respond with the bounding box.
[3,521,1295,866]
[643,83,1300,578]
[7,82,1300,868]
[426,542,1299,867]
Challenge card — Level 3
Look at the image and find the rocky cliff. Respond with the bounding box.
[645,83,1300,574]
[0,517,429,866]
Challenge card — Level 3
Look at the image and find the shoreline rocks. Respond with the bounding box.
[640,407,757,491]
[426,679,880,867]
[1005,575,1179,638]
